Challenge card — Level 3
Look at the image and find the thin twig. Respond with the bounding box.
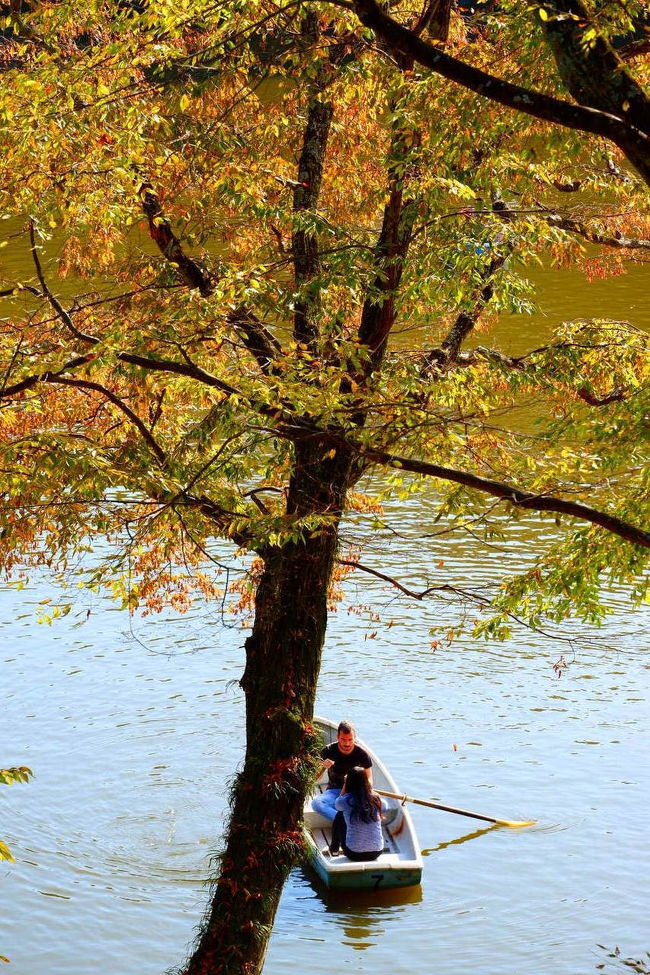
[28,220,99,344]
[47,376,167,465]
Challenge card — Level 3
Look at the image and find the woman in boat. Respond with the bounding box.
[330,766,387,860]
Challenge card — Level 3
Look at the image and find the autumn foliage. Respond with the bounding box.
[0,1,648,972]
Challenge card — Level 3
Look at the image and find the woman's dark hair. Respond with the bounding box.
[345,767,381,824]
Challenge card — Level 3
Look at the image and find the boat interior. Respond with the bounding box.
[304,781,405,863]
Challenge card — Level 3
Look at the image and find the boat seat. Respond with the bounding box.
[306,802,400,831]
[304,805,333,831]
[383,805,399,825]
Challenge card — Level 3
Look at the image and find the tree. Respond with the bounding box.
[352,0,650,185]
[0,2,647,973]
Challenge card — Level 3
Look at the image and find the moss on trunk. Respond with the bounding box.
[183,446,354,975]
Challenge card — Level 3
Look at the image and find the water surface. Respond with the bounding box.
[2,525,648,975]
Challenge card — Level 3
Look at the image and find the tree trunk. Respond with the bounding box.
[183,443,354,975]
[539,0,650,184]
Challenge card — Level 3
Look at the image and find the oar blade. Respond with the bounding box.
[495,818,537,828]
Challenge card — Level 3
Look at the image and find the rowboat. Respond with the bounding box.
[303,717,423,891]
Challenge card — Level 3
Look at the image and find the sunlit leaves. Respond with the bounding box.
[1,767,33,864]
[0,0,647,632]
[0,767,32,786]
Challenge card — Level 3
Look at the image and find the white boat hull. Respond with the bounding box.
[303,717,423,891]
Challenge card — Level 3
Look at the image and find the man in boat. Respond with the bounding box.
[312,720,373,821]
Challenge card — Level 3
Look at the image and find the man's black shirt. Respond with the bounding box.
[321,742,372,791]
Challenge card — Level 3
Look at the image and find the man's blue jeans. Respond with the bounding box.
[311,788,340,821]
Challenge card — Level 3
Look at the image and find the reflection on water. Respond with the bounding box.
[294,868,423,952]
[301,866,423,912]
[422,823,496,855]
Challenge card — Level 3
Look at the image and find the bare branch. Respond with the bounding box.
[339,557,441,598]
[576,385,626,406]
[340,557,587,644]
[47,376,167,466]
[29,220,99,344]
[357,446,650,548]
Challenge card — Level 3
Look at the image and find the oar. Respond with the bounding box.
[376,789,536,828]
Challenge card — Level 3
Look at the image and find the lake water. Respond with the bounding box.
[2,510,649,975]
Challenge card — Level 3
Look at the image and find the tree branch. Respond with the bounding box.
[339,557,584,644]
[227,306,283,374]
[0,355,94,398]
[356,111,421,376]
[422,201,512,373]
[138,181,215,297]
[576,385,626,406]
[619,36,650,61]
[47,376,167,465]
[538,0,648,135]
[292,85,334,348]
[338,557,441,598]
[351,0,650,185]
[138,181,282,373]
[0,349,240,403]
[29,220,99,344]
[291,15,365,349]
[356,446,650,547]
[542,212,650,250]
[412,0,452,41]
[116,351,240,396]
